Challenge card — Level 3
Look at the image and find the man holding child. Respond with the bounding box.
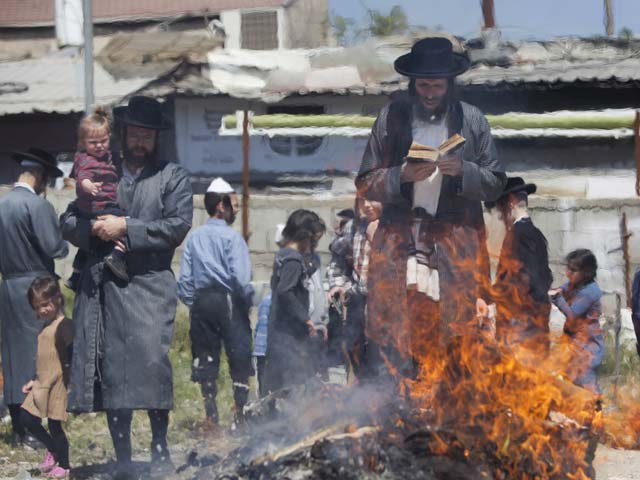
[61,96,193,475]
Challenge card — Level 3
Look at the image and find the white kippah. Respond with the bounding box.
[206,177,234,194]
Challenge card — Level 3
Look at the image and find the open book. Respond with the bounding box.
[406,134,466,162]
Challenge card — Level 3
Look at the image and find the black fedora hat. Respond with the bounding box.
[114,96,172,130]
[485,176,537,209]
[12,147,64,178]
[394,37,470,78]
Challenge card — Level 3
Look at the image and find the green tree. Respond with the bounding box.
[367,5,409,37]
[619,27,634,42]
[331,12,356,46]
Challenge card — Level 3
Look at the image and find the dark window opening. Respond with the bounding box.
[266,105,325,115]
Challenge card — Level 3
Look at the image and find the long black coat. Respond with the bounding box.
[492,217,553,351]
[356,94,506,359]
[0,186,68,404]
[263,247,314,392]
[61,161,193,412]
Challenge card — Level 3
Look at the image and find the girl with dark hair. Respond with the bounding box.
[21,277,73,478]
[263,209,325,393]
[549,249,604,393]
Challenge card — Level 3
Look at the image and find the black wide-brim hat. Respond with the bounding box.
[12,147,64,178]
[485,176,537,209]
[394,37,470,78]
[114,95,172,130]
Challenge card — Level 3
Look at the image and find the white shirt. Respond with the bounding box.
[13,182,36,195]
[411,116,447,215]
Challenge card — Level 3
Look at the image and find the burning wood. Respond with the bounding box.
[181,333,602,480]
[251,421,353,465]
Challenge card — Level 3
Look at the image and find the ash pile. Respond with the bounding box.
[179,333,601,480]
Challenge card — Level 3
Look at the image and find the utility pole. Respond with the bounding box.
[83,0,94,112]
[481,0,496,30]
[604,0,614,36]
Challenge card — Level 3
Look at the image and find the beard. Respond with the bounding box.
[123,144,157,169]
[415,97,448,121]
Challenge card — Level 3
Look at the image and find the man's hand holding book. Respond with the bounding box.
[401,134,466,181]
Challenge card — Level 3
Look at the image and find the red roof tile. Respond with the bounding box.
[0,0,288,27]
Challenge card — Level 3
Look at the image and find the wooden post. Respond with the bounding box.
[481,0,496,29]
[621,212,632,307]
[242,109,250,243]
[604,0,614,36]
[635,111,640,196]
[613,293,622,395]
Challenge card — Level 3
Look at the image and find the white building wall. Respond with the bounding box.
[220,9,241,49]
[174,97,368,176]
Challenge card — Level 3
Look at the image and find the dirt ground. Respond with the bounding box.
[0,439,637,479]
[595,444,640,480]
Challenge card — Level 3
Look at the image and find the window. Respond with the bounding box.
[268,136,293,155]
[267,136,324,156]
[265,105,325,156]
[296,136,323,155]
[241,11,278,50]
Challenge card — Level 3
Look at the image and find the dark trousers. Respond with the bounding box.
[106,409,169,464]
[256,356,267,398]
[190,286,253,422]
[20,409,69,468]
[326,305,346,367]
[72,204,126,272]
[346,292,367,379]
[362,291,440,381]
[8,404,25,437]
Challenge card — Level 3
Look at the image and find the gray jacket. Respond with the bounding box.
[61,161,193,412]
[0,186,68,404]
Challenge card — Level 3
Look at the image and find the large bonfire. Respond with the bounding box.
[185,306,605,479]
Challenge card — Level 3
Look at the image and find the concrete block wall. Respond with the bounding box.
[527,197,640,314]
[2,185,638,318]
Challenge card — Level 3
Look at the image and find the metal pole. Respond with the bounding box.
[83,0,94,112]
[242,109,250,242]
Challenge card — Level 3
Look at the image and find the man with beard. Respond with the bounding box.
[0,148,68,446]
[60,96,193,475]
[177,178,254,433]
[356,37,506,377]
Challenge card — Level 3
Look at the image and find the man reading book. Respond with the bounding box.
[356,36,507,379]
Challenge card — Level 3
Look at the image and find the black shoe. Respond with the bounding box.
[104,253,129,281]
[149,454,174,478]
[65,272,81,292]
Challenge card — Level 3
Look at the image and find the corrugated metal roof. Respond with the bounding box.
[0,56,154,115]
[138,38,640,102]
[0,0,288,27]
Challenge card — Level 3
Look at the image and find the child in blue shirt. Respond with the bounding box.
[549,249,604,393]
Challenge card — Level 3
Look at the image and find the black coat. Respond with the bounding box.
[263,247,314,392]
[492,217,553,350]
[356,94,506,358]
[61,161,193,412]
[0,187,68,404]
